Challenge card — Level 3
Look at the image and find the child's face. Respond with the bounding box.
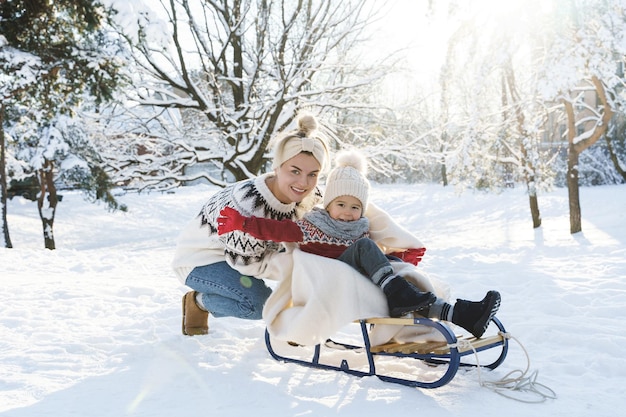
[326,195,363,222]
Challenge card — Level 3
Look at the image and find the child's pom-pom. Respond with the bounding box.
[334,150,367,174]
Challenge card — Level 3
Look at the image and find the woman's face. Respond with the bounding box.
[272,152,321,204]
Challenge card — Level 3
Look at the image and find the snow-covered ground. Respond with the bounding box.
[1,182,624,416]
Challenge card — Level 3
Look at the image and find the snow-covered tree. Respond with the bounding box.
[422,2,523,192]
[423,0,626,232]
[0,101,10,248]
[498,55,556,229]
[105,0,389,187]
[538,0,626,233]
[0,0,125,249]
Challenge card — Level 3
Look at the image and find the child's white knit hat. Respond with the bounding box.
[323,150,370,210]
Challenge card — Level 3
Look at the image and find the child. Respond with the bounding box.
[218,151,500,337]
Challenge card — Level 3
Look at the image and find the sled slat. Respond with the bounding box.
[371,340,449,354]
[362,317,416,325]
[371,333,504,355]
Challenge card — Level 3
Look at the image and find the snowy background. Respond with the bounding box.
[1,182,624,416]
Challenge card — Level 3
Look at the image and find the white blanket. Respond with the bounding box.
[262,203,449,346]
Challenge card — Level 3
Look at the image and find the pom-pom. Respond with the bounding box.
[334,150,368,175]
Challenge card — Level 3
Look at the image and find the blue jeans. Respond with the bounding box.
[184,262,272,319]
[337,238,393,285]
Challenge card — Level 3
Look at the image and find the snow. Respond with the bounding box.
[2,182,625,416]
[103,0,170,48]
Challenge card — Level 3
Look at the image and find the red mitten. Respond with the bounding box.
[389,247,426,266]
[217,207,246,235]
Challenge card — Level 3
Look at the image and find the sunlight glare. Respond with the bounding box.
[374,0,556,104]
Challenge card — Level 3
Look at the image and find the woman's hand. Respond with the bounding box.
[389,247,426,266]
[217,207,246,234]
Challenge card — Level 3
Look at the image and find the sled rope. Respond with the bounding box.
[453,331,556,403]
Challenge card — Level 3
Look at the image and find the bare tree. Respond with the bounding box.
[107,0,386,188]
[500,59,546,228]
[428,0,625,233]
[562,76,614,233]
[538,0,626,234]
[436,21,475,188]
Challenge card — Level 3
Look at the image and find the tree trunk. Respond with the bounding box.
[529,191,542,229]
[0,103,12,248]
[440,144,448,186]
[604,130,626,182]
[562,76,614,234]
[503,65,541,228]
[524,164,542,228]
[37,161,58,250]
[567,143,582,234]
[563,100,583,234]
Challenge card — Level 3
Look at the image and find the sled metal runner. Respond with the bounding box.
[265,316,509,389]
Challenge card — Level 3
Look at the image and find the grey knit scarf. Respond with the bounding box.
[304,208,369,240]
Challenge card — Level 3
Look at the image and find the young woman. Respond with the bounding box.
[172,113,330,335]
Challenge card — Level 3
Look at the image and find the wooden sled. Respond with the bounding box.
[265,316,509,389]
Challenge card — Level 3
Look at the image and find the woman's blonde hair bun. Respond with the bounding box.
[297,113,318,136]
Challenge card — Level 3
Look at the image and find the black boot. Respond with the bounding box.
[383,276,436,318]
[452,290,501,338]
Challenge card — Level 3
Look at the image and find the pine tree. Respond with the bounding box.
[1,0,124,249]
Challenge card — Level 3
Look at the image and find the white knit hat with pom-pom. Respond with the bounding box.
[323,150,370,210]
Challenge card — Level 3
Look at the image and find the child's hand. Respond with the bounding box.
[389,247,426,266]
[217,207,246,234]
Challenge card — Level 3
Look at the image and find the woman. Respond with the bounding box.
[172,113,330,335]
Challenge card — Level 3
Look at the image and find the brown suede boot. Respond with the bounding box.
[182,291,209,336]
